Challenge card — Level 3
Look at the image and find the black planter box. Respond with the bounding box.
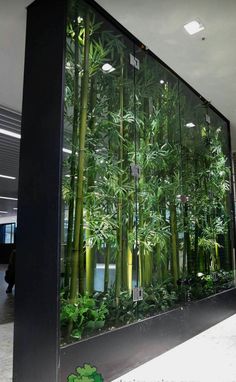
[60,287,236,381]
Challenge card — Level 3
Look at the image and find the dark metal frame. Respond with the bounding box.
[13,1,66,381]
[13,0,236,381]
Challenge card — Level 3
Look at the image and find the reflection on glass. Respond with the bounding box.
[60,0,234,345]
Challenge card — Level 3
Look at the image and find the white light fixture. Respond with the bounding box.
[160,80,165,84]
[65,62,73,70]
[63,148,72,154]
[0,128,21,139]
[186,122,195,128]
[184,20,205,35]
[13,208,18,210]
[0,196,18,201]
[0,174,16,180]
[0,211,8,214]
[0,129,75,157]
[102,63,116,73]
[65,174,77,179]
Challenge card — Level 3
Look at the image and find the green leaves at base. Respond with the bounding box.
[67,363,104,382]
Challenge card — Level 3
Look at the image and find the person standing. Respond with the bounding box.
[5,249,16,293]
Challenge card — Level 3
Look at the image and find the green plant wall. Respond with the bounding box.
[60,0,235,344]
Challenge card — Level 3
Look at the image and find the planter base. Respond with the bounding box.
[60,288,236,381]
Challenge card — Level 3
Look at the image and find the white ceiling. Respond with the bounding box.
[0,0,236,219]
[96,0,236,148]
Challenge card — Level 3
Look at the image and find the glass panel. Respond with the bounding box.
[0,223,15,244]
[60,0,235,345]
[134,49,181,318]
[178,83,234,301]
[208,110,235,290]
[61,0,136,344]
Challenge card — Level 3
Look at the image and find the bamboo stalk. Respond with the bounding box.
[115,54,124,305]
[215,240,221,270]
[156,243,162,283]
[126,197,133,294]
[183,203,191,274]
[170,202,179,285]
[70,10,90,302]
[64,11,80,292]
[85,77,97,295]
[104,245,110,292]
[86,214,95,295]
[79,216,84,294]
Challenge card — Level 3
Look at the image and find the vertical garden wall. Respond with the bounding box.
[12,0,236,381]
[60,0,235,346]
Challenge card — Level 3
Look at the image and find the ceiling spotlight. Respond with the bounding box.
[102,63,116,73]
[184,20,205,35]
[186,122,195,128]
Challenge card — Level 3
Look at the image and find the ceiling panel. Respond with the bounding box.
[0,106,20,219]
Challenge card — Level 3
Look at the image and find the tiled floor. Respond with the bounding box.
[112,313,236,382]
[0,322,13,382]
[0,265,14,382]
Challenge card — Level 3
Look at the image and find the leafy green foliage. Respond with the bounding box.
[96,282,178,326]
[138,283,178,317]
[67,364,104,382]
[177,270,234,301]
[61,293,108,340]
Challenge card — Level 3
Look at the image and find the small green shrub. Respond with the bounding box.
[67,363,104,382]
[176,270,234,302]
[61,294,108,340]
[138,283,177,318]
[97,289,137,326]
[96,281,178,327]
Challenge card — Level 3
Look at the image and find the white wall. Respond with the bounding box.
[0,215,17,224]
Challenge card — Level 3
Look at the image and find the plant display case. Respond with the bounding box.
[60,0,235,344]
[13,0,236,381]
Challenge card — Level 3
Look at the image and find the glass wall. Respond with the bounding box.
[0,223,16,244]
[60,0,234,344]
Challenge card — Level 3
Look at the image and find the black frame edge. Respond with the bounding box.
[13,1,66,381]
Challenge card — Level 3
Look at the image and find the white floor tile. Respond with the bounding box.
[112,314,236,382]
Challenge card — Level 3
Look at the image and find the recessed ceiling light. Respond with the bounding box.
[102,63,116,73]
[0,174,16,180]
[0,196,18,201]
[0,211,8,214]
[0,128,21,139]
[184,20,205,35]
[65,174,77,179]
[186,122,195,128]
[63,148,72,154]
